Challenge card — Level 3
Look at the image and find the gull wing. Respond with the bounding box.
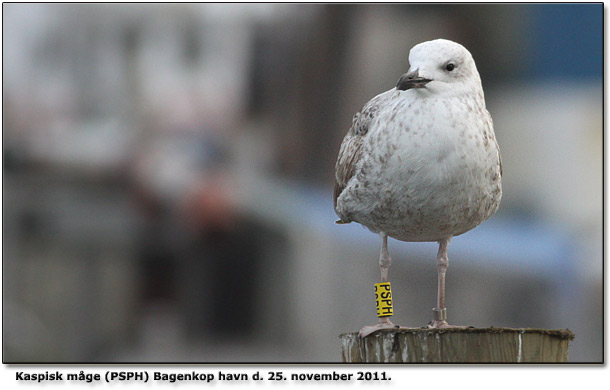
[333,96,384,221]
[334,133,364,213]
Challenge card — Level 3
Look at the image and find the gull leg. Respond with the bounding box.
[359,233,396,337]
[379,233,391,283]
[426,238,471,329]
[427,238,450,328]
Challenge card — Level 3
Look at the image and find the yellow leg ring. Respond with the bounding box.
[374,282,393,318]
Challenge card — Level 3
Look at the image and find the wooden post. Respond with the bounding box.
[340,328,574,363]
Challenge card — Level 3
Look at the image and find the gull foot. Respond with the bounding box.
[426,320,472,329]
[359,320,397,337]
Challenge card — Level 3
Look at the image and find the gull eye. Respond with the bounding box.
[445,63,456,72]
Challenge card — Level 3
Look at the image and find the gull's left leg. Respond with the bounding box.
[428,238,451,328]
[359,233,396,337]
[427,238,471,329]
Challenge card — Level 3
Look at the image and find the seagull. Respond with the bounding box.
[333,39,502,337]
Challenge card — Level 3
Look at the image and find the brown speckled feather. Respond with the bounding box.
[498,146,503,176]
[334,134,364,214]
[334,99,382,221]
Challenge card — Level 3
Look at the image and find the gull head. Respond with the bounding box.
[396,39,483,97]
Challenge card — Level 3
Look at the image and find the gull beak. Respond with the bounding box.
[396,70,432,91]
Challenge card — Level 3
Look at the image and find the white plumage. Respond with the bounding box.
[334,39,502,336]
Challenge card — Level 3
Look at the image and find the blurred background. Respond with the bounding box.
[2,3,602,362]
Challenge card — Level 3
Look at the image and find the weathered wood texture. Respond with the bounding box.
[340,328,574,363]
